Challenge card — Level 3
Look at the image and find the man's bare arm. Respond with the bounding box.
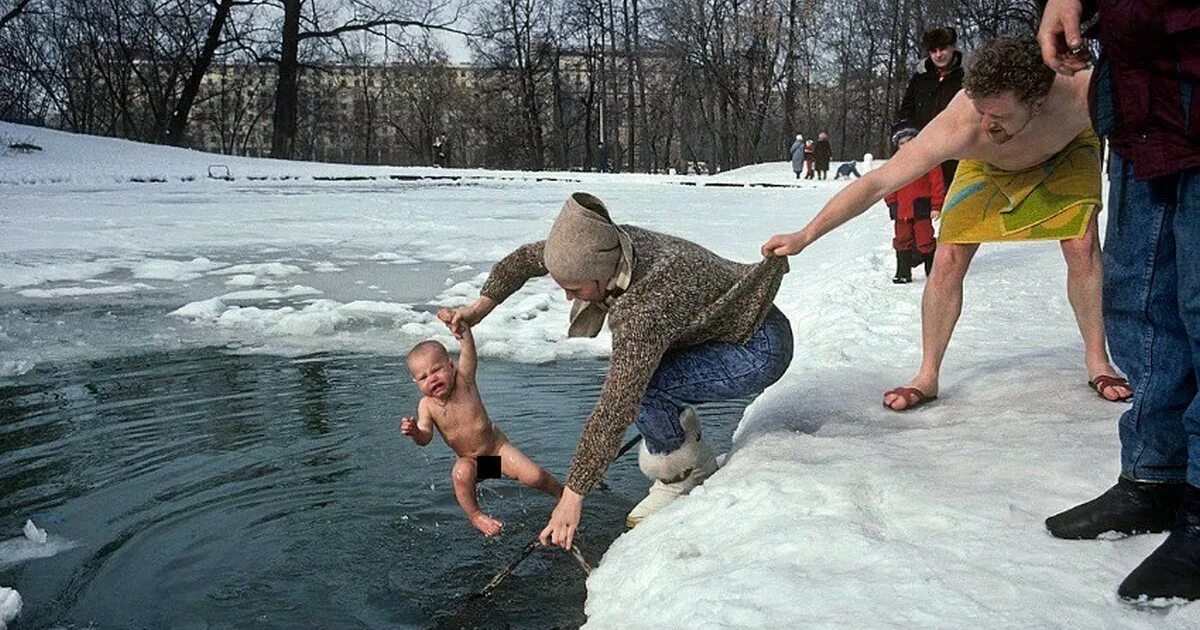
[762,101,965,257]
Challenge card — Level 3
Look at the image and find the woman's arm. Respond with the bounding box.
[443,241,548,332]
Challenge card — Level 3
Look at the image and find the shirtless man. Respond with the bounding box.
[402,314,562,536]
[762,37,1130,410]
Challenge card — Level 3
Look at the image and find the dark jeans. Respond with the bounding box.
[635,307,793,454]
[1104,155,1200,485]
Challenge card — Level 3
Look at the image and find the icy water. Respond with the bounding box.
[0,176,768,627]
[0,349,754,628]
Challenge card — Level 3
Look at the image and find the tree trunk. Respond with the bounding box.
[168,0,234,146]
[271,0,301,159]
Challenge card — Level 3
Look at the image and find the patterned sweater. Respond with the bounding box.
[480,225,789,494]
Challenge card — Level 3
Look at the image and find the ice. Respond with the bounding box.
[0,522,76,570]
[130,257,223,280]
[22,520,47,544]
[0,361,35,378]
[0,587,20,630]
[208,262,304,277]
[18,283,154,298]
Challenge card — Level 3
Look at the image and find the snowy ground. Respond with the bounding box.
[2,122,1196,628]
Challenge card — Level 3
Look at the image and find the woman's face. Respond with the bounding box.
[556,278,606,302]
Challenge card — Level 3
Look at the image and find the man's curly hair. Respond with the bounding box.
[963,38,1055,106]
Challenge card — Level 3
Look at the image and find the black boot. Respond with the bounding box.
[1118,484,1200,603]
[1045,476,1184,540]
[923,245,935,276]
[892,250,913,284]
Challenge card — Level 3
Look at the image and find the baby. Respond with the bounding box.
[402,311,563,536]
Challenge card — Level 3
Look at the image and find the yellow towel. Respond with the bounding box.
[939,130,1102,243]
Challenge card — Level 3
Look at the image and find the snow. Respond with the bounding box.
[0,520,75,570]
[3,122,1198,627]
[0,587,20,630]
[21,520,46,545]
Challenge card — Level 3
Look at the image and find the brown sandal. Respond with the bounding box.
[1089,375,1133,402]
[882,386,937,411]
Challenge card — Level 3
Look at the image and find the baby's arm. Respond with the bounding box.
[457,325,478,382]
[400,399,435,446]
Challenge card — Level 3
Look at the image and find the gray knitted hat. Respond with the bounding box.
[544,192,622,284]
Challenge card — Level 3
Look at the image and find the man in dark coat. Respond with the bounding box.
[898,26,964,186]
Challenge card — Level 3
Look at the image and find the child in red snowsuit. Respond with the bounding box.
[885,125,945,284]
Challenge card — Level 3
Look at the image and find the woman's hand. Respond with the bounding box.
[438,297,496,339]
[761,230,811,257]
[540,487,584,550]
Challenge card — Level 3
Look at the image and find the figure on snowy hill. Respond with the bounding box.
[884,124,944,284]
[814,132,832,180]
[788,134,805,179]
[803,139,816,179]
[762,37,1131,412]
[834,162,862,179]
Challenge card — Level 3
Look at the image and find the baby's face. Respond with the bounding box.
[409,351,456,399]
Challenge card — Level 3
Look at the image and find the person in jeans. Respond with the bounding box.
[1039,0,1200,603]
[442,192,793,549]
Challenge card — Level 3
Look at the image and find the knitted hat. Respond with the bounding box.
[890,121,919,148]
[923,27,956,51]
[544,192,623,284]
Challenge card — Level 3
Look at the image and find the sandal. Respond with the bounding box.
[1089,375,1133,403]
[882,386,937,411]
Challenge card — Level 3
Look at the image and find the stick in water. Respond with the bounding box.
[472,536,540,599]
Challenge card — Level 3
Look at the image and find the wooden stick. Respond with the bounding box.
[568,544,593,576]
[616,433,642,459]
[472,535,540,599]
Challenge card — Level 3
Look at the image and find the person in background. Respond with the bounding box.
[803,139,815,179]
[835,162,862,179]
[596,141,611,173]
[1039,0,1200,603]
[814,132,832,180]
[898,26,964,187]
[884,124,944,284]
[789,134,806,179]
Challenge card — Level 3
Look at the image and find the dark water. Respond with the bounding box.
[0,350,753,629]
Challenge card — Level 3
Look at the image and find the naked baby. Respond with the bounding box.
[402,311,563,536]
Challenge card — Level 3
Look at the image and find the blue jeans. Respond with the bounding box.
[636,306,793,454]
[1104,155,1200,485]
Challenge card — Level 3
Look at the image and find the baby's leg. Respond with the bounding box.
[498,442,563,499]
[451,456,503,536]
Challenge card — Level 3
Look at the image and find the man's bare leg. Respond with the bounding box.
[498,442,563,499]
[452,456,503,536]
[884,242,980,410]
[1059,213,1132,401]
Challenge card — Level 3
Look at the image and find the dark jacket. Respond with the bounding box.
[897,51,964,129]
[1092,0,1200,180]
[814,140,832,171]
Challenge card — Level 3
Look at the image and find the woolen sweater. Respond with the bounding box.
[480,225,788,494]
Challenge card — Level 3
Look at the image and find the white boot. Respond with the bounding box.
[627,407,719,528]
